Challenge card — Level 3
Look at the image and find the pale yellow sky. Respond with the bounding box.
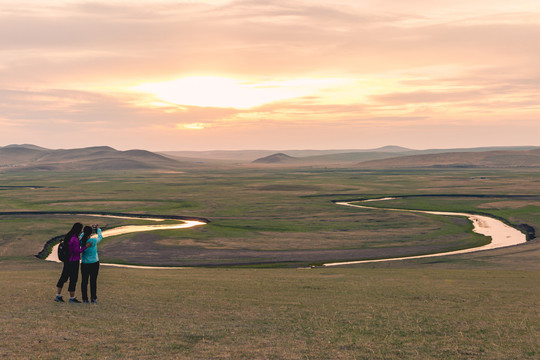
[0,0,539,150]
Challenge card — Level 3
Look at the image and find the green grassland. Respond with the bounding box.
[4,168,539,266]
[1,167,539,358]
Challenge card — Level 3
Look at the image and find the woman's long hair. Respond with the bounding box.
[63,222,83,246]
[80,226,93,248]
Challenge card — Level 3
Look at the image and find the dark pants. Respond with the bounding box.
[81,262,100,301]
[56,261,79,292]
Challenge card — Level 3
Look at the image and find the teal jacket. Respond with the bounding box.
[81,228,103,264]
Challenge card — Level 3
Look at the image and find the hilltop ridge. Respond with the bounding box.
[3,144,540,170]
[0,145,188,171]
[252,153,297,164]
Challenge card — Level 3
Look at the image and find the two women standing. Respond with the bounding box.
[55,222,102,304]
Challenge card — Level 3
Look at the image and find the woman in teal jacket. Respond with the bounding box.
[80,225,103,304]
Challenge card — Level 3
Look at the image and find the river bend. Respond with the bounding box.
[323,198,527,267]
[45,216,205,269]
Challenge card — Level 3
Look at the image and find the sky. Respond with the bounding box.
[1,0,539,151]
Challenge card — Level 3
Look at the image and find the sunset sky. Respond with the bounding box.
[1,0,539,151]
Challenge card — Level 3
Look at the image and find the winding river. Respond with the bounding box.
[45,216,206,269]
[43,197,527,268]
[323,198,527,267]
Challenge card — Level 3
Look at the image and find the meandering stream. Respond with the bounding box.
[45,216,206,269]
[323,198,527,267]
[43,197,527,268]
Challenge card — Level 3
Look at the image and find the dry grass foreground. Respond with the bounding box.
[0,258,538,360]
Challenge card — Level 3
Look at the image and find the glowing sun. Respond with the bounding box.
[131,76,352,109]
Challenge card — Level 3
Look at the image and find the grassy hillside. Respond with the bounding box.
[0,146,47,165]
[252,152,298,164]
[0,145,188,171]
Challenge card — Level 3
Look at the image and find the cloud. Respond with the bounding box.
[178,122,208,130]
[372,90,488,105]
[0,88,238,128]
[2,0,539,85]
[0,0,539,149]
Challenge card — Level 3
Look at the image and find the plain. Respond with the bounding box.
[0,166,539,359]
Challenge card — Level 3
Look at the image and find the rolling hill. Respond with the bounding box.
[356,149,540,168]
[251,151,410,165]
[0,145,47,164]
[3,144,540,170]
[168,146,540,166]
[163,146,414,162]
[252,153,298,164]
[0,145,188,171]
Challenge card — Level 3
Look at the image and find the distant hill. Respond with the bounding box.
[161,147,415,162]
[0,146,48,165]
[0,145,188,171]
[370,145,412,153]
[189,146,540,167]
[294,151,408,164]
[162,150,277,162]
[252,153,297,164]
[164,146,538,164]
[4,145,540,170]
[401,146,540,156]
[251,150,411,165]
[356,149,540,169]
[3,144,49,151]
